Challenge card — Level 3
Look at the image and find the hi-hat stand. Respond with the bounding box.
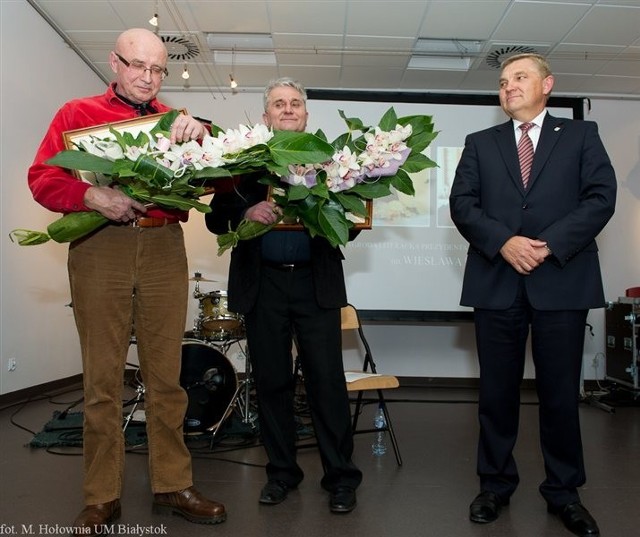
[123,382,145,431]
[207,341,257,448]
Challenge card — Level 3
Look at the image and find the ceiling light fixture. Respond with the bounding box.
[149,1,159,28]
[181,63,190,80]
[408,38,484,71]
[206,32,277,66]
[229,75,238,89]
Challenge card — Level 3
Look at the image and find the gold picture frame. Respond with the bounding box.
[62,110,186,184]
[268,185,373,230]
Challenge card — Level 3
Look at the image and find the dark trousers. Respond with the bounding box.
[244,266,362,491]
[474,281,588,508]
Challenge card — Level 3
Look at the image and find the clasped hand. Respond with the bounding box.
[500,236,550,275]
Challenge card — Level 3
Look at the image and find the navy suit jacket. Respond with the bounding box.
[450,113,616,311]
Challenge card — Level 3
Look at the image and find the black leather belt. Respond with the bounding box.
[262,260,311,271]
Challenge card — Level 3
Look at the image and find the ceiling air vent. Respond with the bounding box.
[485,45,538,69]
[160,35,200,60]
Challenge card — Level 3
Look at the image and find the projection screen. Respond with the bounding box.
[306,91,583,320]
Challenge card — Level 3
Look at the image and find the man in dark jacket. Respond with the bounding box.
[206,77,362,514]
[450,54,616,537]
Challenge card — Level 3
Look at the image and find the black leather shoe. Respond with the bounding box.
[469,491,508,523]
[548,502,600,537]
[259,480,291,505]
[329,486,357,514]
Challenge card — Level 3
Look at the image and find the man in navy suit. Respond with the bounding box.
[450,54,616,537]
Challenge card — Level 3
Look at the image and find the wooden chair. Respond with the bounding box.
[341,304,403,466]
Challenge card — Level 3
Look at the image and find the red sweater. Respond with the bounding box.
[28,83,187,221]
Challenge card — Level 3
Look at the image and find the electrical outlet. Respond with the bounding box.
[7,358,17,372]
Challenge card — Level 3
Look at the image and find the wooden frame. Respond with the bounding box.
[268,185,373,230]
[62,110,185,184]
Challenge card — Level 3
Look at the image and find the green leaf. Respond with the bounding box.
[390,169,415,196]
[8,229,51,246]
[330,132,353,152]
[267,131,334,167]
[288,184,312,202]
[46,150,116,175]
[192,167,233,181]
[401,152,435,174]
[150,109,181,138]
[131,155,175,187]
[378,107,399,131]
[405,130,439,154]
[350,181,392,199]
[317,205,349,247]
[216,218,277,255]
[333,192,368,217]
[209,124,224,137]
[398,114,435,134]
[309,182,330,200]
[338,110,366,133]
[137,192,212,213]
[110,126,150,151]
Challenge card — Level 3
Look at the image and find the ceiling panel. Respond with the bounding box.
[565,5,640,46]
[493,2,592,43]
[26,0,640,99]
[345,1,426,37]
[419,0,510,40]
[269,0,348,34]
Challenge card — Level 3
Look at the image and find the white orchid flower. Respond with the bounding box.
[82,138,125,161]
[332,147,361,179]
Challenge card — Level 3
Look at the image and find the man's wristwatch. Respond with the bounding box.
[545,245,553,256]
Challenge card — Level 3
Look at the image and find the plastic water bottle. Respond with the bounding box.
[371,404,387,456]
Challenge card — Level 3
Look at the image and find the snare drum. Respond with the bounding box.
[180,340,238,434]
[197,290,244,341]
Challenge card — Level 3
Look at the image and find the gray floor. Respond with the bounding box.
[1,382,638,537]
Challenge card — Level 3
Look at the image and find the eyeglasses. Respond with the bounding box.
[114,52,168,80]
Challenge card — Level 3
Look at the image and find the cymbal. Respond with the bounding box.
[189,273,217,282]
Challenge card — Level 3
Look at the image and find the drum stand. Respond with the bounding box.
[207,341,257,448]
[123,382,145,432]
[123,333,145,432]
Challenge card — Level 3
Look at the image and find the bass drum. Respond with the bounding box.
[180,340,238,434]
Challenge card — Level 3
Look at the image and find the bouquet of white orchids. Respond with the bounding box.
[10,107,438,252]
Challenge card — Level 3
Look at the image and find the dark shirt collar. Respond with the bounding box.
[113,85,157,116]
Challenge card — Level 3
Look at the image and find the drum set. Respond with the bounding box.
[124,272,256,443]
[181,272,255,439]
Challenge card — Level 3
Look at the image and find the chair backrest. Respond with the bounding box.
[625,287,640,297]
[340,304,377,373]
[340,304,360,330]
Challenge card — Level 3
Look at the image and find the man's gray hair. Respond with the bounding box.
[501,53,552,78]
[263,77,307,111]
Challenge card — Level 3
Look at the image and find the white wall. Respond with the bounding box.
[2,1,639,395]
[1,1,105,394]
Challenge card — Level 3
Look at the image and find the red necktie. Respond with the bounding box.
[517,122,535,188]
